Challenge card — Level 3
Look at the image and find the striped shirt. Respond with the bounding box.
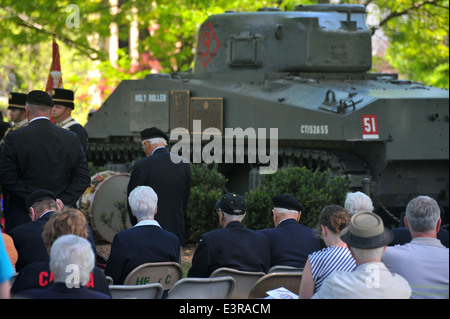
[309,246,356,291]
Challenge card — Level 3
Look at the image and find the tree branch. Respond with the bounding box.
[379,0,448,27]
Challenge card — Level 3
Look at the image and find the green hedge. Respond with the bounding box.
[185,164,228,243]
[184,165,351,244]
[244,167,351,231]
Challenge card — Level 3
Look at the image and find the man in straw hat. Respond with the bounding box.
[312,212,411,299]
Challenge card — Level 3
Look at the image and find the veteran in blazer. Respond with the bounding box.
[258,194,320,268]
[188,194,271,278]
[127,127,191,245]
[106,186,180,285]
[0,90,91,232]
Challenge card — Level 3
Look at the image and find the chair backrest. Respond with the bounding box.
[123,262,183,290]
[109,283,163,299]
[168,276,235,299]
[248,272,302,299]
[210,267,266,298]
[268,265,304,273]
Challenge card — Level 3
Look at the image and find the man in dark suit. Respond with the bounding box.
[0,90,91,232]
[127,127,191,245]
[106,185,180,285]
[9,189,60,272]
[188,193,271,278]
[50,88,88,152]
[258,194,320,269]
[10,189,95,272]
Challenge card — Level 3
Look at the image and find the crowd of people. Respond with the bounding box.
[0,90,448,299]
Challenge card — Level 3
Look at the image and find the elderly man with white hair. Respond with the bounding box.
[344,191,374,216]
[19,235,110,299]
[382,196,449,299]
[105,185,181,285]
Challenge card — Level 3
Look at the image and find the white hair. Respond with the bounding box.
[128,186,158,220]
[143,137,167,146]
[406,196,440,233]
[345,191,374,216]
[49,234,94,286]
[273,207,298,215]
[350,246,385,262]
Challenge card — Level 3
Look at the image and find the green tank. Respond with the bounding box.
[85,4,449,218]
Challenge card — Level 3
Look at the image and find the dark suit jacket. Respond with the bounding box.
[11,260,110,297]
[127,147,191,245]
[68,122,88,153]
[10,211,97,272]
[0,118,91,232]
[19,282,110,299]
[187,221,271,278]
[258,219,320,268]
[105,224,181,285]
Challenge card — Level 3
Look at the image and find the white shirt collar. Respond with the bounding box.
[29,116,51,123]
[151,146,165,156]
[134,219,161,228]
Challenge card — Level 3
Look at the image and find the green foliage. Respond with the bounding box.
[185,163,228,243]
[244,167,351,231]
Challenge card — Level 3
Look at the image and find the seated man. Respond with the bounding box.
[10,189,62,271]
[105,186,180,285]
[312,212,411,299]
[258,194,320,268]
[188,193,270,278]
[10,189,95,272]
[382,196,449,299]
[19,235,110,299]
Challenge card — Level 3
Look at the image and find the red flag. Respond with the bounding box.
[45,38,63,94]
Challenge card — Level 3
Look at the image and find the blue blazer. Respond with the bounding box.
[188,221,271,278]
[258,218,320,268]
[105,224,181,285]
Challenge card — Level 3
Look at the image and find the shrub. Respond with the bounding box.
[244,167,351,231]
[185,163,228,243]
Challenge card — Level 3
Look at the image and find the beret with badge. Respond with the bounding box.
[52,88,74,109]
[26,189,57,211]
[8,92,27,110]
[218,193,246,215]
[26,90,54,107]
[140,127,169,142]
[273,194,303,211]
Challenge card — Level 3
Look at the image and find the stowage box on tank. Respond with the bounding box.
[85,4,449,216]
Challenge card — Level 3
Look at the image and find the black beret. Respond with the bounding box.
[52,88,74,109]
[219,193,246,215]
[140,127,168,142]
[26,189,57,211]
[8,92,27,109]
[26,90,54,107]
[273,194,303,211]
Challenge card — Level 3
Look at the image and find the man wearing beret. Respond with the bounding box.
[187,193,271,277]
[258,194,320,269]
[127,127,191,245]
[51,88,88,152]
[0,90,91,232]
